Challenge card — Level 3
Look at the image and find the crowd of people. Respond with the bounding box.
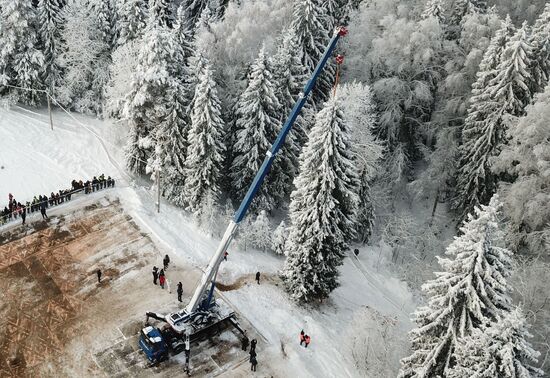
[0,174,115,226]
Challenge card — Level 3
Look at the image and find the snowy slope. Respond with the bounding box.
[0,106,417,377]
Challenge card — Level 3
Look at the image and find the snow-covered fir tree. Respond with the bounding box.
[154,85,189,206]
[270,28,309,189]
[88,0,116,50]
[230,46,282,211]
[492,84,550,256]
[174,4,195,63]
[124,15,184,174]
[340,82,382,244]
[181,0,209,26]
[488,21,534,116]
[38,0,64,94]
[399,196,513,377]
[271,220,288,255]
[421,0,445,23]
[249,211,272,252]
[453,16,517,220]
[447,0,487,39]
[449,307,544,378]
[0,0,45,105]
[282,93,359,302]
[529,3,550,94]
[149,0,172,27]
[291,0,334,104]
[198,191,221,235]
[116,0,148,46]
[182,63,225,216]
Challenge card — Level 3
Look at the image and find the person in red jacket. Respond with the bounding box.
[304,335,311,348]
[159,269,166,289]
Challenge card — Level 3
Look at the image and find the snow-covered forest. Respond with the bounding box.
[1,0,549,376]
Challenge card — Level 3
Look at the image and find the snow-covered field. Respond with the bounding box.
[0,105,417,377]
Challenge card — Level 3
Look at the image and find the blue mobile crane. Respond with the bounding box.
[139,26,349,371]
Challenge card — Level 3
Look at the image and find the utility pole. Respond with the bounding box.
[156,169,161,213]
[46,93,54,131]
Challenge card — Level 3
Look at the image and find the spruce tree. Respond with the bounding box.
[149,0,172,27]
[154,85,189,206]
[249,211,272,252]
[88,0,116,50]
[399,196,513,377]
[291,0,334,105]
[271,220,288,255]
[0,0,45,105]
[282,94,359,302]
[421,0,445,23]
[116,0,148,46]
[453,17,517,220]
[182,63,225,216]
[529,3,550,94]
[181,0,209,26]
[125,17,182,174]
[38,0,64,94]
[270,28,308,199]
[449,308,544,378]
[488,22,534,116]
[230,46,282,211]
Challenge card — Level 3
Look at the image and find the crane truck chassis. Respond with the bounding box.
[138,25,348,370]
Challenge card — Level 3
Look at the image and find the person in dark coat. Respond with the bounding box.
[163,254,170,270]
[250,338,257,353]
[20,203,26,225]
[97,269,102,283]
[255,271,260,284]
[241,335,249,351]
[300,330,305,346]
[177,282,183,302]
[250,355,257,371]
[152,266,159,285]
[40,197,48,219]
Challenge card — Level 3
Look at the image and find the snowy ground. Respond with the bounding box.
[0,105,417,377]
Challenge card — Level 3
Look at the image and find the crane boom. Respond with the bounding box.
[185,26,348,315]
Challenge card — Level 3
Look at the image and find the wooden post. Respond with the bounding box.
[156,169,161,213]
[47,94,54,131]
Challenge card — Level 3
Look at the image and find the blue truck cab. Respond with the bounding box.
[139,326,168,363]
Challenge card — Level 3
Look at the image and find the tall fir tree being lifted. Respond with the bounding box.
[449,307,544,378]
[182,62,225,216]
[116,0,148,47]
[399,196,513,378]
[0,0,45,105]
[282,93,359,302]
[230,46,283,211]
[38,0,64,94]
[453,16,517,220]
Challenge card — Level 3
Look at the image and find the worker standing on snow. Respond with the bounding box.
[304,334,311,348]
[250,355,257,371]
[177,282,183,302]
[163,254,170,270]
[152,266,159,285]
[224,251,228,261]
[250,338,257,354]
[40,198,48,219]
[20,204,26,225]
[159,269,166,289]
[97,269,102,283]
[300,330,305,346]
[241,334,249,351]
[255,271,260,284]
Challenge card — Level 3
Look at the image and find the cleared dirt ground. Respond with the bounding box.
[0,198,260,377]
